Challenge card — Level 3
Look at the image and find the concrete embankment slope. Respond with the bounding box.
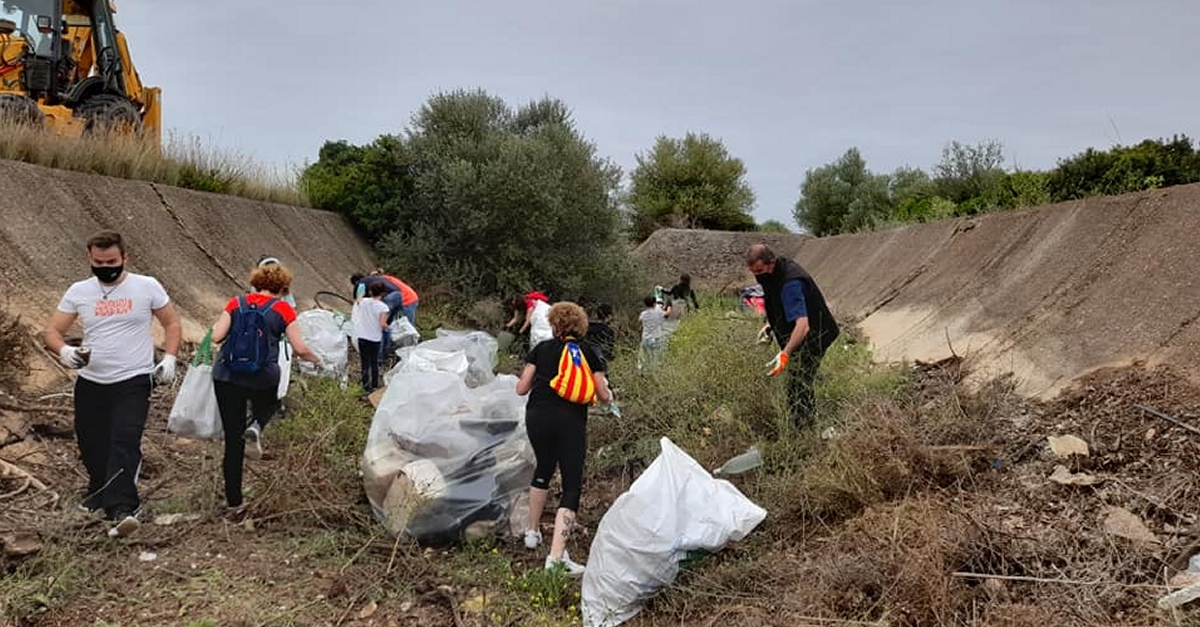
[0,159,375,346]
[636,184,1200,396]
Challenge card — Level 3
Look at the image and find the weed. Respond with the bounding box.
[0,543,84,620]
[253,376,373,527]
[0,307,33,393]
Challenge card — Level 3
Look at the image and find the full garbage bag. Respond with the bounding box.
[390,329,498,388]
[390,317,420,348]
[168,329,222,439]
[296,309,348,378]
[362,356,534,546]
[581,438,767,627]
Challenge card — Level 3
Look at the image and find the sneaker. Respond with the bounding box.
[544,551,586,578]
[244,423,263,460]
[523,529,542,550]
[222,505,248,523]
[107,511,140,538]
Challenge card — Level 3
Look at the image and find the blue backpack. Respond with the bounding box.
[223,295,278,374]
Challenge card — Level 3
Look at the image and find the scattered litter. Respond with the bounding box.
[1101,506,1157,543]
[138,551,157,562]
[462,594,486,613]
[1048,465,1102,486]
[713,446,763,476]
[820,426,840,440]
[1047,435,1089,458]
[357,600,378,619]
[153,513,202,526]
[1159,581,1200,610]
[400,600,413,612]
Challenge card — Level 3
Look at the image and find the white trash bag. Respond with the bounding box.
[168,330,223,440]
[581,438,767,627]
[296,309,348,378]
[362,366,534,546]
[276,339,292,400]
[390,317,420,348]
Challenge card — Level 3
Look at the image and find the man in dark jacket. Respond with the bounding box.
[746,244,840,430]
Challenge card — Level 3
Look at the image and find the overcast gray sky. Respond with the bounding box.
[120,0,1195,228]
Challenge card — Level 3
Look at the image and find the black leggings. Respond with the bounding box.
[358,338,381,390]
[526,410,587,511]
[214,380,279,508]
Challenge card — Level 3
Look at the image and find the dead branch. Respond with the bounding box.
[951,571,1168,590]
[0,400,71,413]
[1136,404,1200,438]
[0,458,50,492]
[439,588,466,627]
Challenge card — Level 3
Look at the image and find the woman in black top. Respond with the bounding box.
[516,302,612,576]
[668,273,700,311]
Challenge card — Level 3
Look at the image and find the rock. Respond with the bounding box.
[1047,435,1090,458]
[357,600,378,620]
[1048,465,1102,486]
[1102,507,1157,543]
[1,531,40,557]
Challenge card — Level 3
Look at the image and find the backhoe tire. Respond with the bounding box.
[74,94,142,136]
[0,94,45,127]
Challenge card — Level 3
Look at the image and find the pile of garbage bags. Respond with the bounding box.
[362,329,534,546]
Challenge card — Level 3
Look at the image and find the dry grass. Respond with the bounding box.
[0,120,308,206]
[0,306,33,394]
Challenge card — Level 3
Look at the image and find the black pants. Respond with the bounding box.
[786,347,824,430]
[74,374,152,518]
[214,380,279,508]
[526,410,587,511]
[358,338,381,391]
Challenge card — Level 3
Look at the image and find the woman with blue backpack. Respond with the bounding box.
[209,262,321,519]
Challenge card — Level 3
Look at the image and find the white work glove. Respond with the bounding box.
[153,354,177,383]
[756,325,773,345]
[766,351,789,377]
[58,345,86,369]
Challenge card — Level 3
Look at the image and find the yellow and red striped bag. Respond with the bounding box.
[549,338,596,404]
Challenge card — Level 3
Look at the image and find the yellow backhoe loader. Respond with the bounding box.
[0,0,159,142]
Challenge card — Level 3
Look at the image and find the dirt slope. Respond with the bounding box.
[0,159,375,378]
[635,185,1200,396]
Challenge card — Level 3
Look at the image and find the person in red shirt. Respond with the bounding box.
[209,263,321,519]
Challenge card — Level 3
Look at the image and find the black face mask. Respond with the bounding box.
[92,265,124,284]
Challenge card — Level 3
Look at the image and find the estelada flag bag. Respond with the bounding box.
[549,338,596,404]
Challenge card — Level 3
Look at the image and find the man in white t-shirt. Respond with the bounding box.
[42,231,182,537]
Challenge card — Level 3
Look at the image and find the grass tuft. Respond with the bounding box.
[0,120,308,205]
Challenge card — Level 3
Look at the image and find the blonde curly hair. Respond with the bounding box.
[249,263,293,295]
[548,302,589,339]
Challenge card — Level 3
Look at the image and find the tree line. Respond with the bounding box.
[300,88,1199,303]
[796,136,1200,236]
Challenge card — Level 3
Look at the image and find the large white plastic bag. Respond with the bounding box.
[362,369,534,546]
[390,317,420,347]
[296,309,348,377]
[386,347,469,384]
[414,329,499,387]
[168,364,222,439]
[581,438,767,627]
[276,340,292,399]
